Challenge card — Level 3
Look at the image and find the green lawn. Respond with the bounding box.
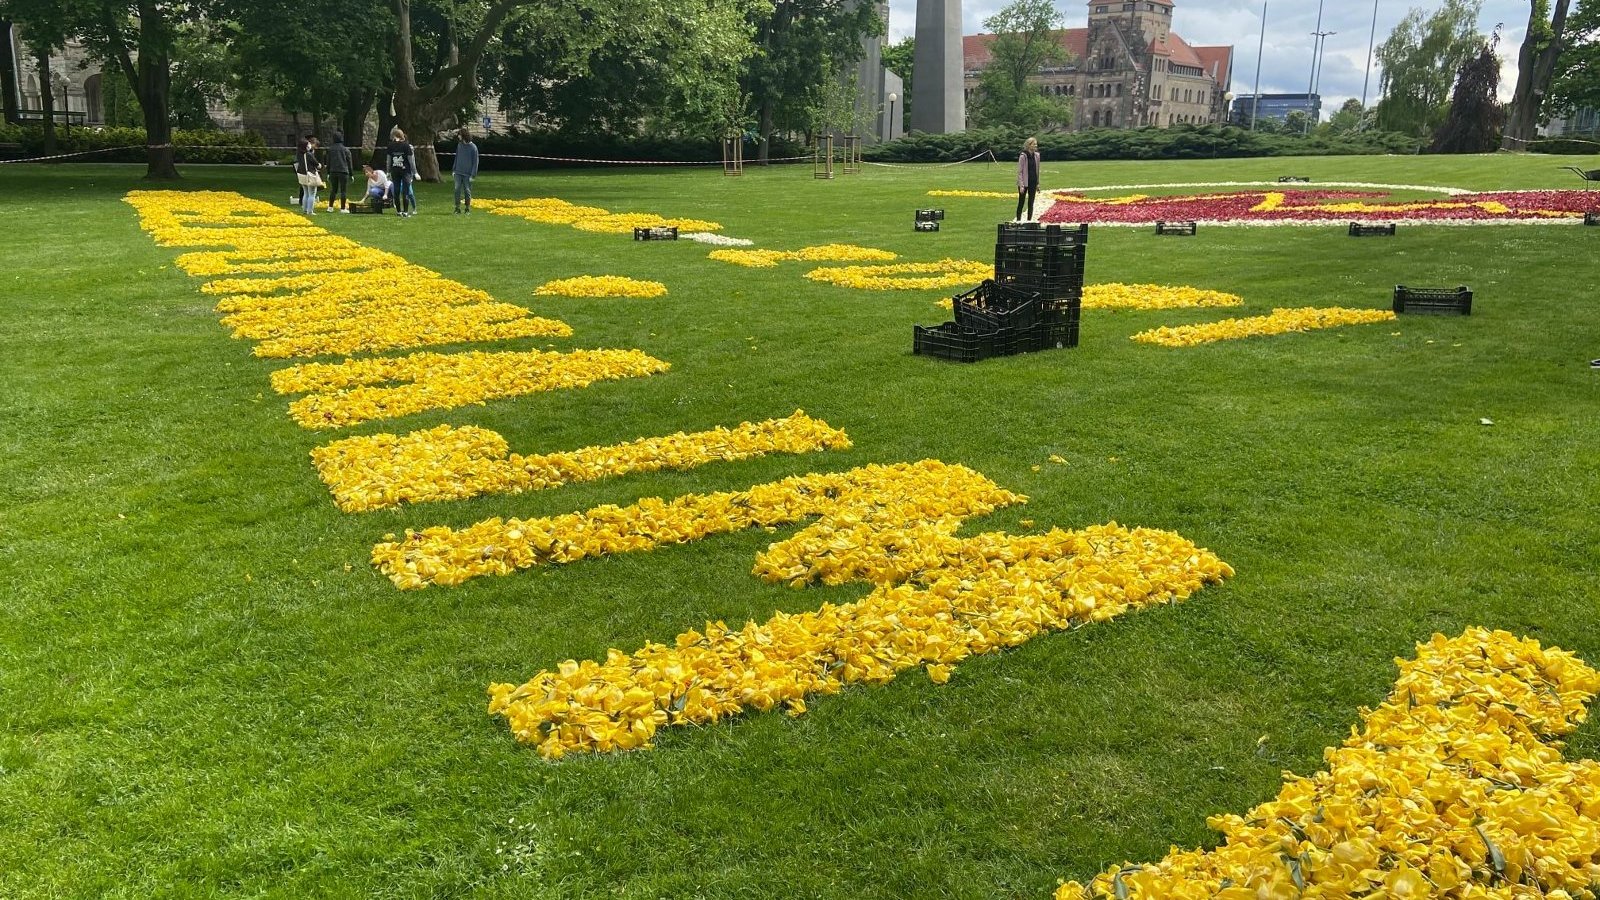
[2,153,1597,899]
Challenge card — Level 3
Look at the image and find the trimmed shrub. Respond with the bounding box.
[863,124,1423,163]
[0,126,273,163]
[462,129,808,169]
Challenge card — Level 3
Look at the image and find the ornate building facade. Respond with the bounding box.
[962,0,1233,131]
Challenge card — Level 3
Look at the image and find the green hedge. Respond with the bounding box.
[462,130,808,169]
[0,126,273,163]
[1523,136,1600,155]
[863,124,1423,163]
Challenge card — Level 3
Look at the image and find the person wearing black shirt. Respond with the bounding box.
[385,127,417,217]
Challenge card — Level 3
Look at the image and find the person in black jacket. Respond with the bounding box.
[385,127,417,217]
[325,132,354,212]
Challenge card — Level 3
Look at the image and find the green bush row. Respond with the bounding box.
[0,125,274,163]
[464,129,807,169]
[862,124,1424,163]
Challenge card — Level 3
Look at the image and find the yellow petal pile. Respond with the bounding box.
[804,259,992,291]
[272,347,671,429]
[1056,627,1600,900]
[926,189,1015,199]
[708,244,899,268]
[124,191,572,358]
[371,459,1024,589]
[486,522,1233,758]
[476,196,721,234]
[1132,306,1396,347]
[312,411,852,512]
[1081,283,1245,310]
[532,276,668,298]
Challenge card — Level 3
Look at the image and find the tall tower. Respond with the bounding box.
[1087,0,1171,46]
[911,0,964,134]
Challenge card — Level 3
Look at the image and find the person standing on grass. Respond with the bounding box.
[298,135,322,215]
[385,126,417,218]
[325,132,353,213]
[292,134,310,207]
[452,128,479,214]
[1015,136,1041,222]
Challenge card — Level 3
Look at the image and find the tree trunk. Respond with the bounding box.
[1503,0,1573,148]
[0,22,20,126]
[137,47,178,179]
[757,99,773,164]
[36,46,55,156]
[372,92,395,167]
[342,88,374,151]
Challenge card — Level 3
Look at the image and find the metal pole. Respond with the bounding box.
[1360,0,1379,113]
[1307,0,1324,97]
[1251,1,1267,130]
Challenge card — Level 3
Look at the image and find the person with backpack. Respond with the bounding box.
[452,128,480,214]
[325,132,354,213]
[385,127,417,217]
[297,135,322,215]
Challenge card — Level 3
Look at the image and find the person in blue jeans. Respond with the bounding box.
[452,128,480,214]
[385,126,417,217]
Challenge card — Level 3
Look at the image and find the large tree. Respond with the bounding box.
[1503,0,1574,147]
[1544,0,1600,128]
[0,0,72,153]
[72,0,202,179]
[1432,35,1505,151]
[1375,0,1484,138]
[740,0,882,163]
[0,21,21,124]
[968,0,1072,132]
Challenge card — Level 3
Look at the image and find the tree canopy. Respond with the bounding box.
[968,0,1073,133]
[1375,0,1484,139]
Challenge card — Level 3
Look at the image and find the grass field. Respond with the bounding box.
[2,152,1598,899]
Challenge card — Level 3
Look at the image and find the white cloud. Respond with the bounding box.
[885,0,1530,113]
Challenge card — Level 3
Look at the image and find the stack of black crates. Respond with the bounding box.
[913,222,1087,362]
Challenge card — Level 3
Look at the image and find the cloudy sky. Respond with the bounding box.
[883,0,1528,113]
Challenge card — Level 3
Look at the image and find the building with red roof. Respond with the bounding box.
[963,0,1233,131]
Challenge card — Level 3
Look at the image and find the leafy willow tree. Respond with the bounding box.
[489,0,757,142]
[1545,0,1600,127]
[740,0,882,163]
[220,0,390,147]
[1504,0,1574,147]
[968,0,1072,132]
[1375,0,1484,139]
[1431,34,1505,151]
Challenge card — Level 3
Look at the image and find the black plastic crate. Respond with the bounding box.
[1349,222,1397,237]
[915,208,946,223]
[1586,210,1600,226]
[951,280,1045,329]
[1156,221,1197,236]
[914,220,940,232]
[1393,285,1472,315]
[996,222,1090,247]
[1031,319,1081,351]
[633,226,678,241]
[913,322,1016,362]
[994,242,1087,277]
[993,270,1084,302]
[1278,175,1311,183]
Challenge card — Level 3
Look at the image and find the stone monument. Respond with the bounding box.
[911,0,964,134]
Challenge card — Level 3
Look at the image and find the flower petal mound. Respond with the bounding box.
[124,191,572,358]
[312,411,852,512]
[927,189,1015,199]
[708,244,899,268]
[371,459,1025,589]
[1132,306,1396,347]
[1056,627,1600,900]
[804,259,993,291]
[486,522,1233,758]
[1082,283,1244,310]
[272,348,670,429]
[477,196,722,234]
[1037,187,1598,226]
[532,276,668,299]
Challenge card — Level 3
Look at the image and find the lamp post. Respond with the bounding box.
[887,92,898,141]
[1223,91,1234,125]
[1360,0,1380,128]
[1250,1,1267,131]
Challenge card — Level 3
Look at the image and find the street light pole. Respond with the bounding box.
[1360,0,1380,122]
[887,92,898,141]
[1307,0,1324,97]
[1250,1,1267,130]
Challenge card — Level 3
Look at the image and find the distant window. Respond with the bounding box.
[1116,83,1123,97]
[1123,3,1134,9]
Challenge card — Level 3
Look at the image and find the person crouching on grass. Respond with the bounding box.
[1015,136,1041,222]
[363,165,390,212]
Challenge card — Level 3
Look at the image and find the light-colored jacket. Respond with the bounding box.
[1016,150,1041,191]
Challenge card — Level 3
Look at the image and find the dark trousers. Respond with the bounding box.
[389,172,412,213]
[1016,185,1038,221]
[326,173,350,209]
